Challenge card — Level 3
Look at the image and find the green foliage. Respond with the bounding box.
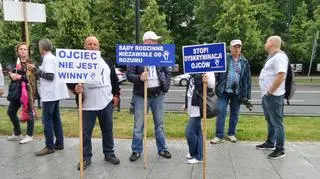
[141,0,172,44]
[91,0,135,60]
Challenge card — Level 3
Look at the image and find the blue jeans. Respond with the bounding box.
[185,117,203,161]
[42,100,64,149]
[131,94,168,153]
[82,102,115,160]
[7,100,34,136]
[262,95,285,151]
[215,92,241,138]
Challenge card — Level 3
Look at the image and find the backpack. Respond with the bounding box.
[284,63,296,105]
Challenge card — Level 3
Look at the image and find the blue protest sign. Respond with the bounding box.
[183,43,226,74]
[56,49,102,83]
[116,44,175,66]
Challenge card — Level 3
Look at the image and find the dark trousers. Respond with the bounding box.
[42,100,64,149]
[82,102,115,160]
[7,100,34,136]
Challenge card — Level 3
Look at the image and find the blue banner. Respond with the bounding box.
[116,44,175,66]
[183,43,226,74]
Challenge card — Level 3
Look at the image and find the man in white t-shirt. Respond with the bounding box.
[256,35,288,159]
[35,39,69,156]
[70,36,121,170]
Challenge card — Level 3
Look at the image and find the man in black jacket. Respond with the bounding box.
[127,31,172,162]
[68,36,121,170]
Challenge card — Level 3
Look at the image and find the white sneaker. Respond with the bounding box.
[227,135,237,143]
[210,137,225,144]
[186,153,192,159]
[7,135,22,141]
[187,158,203,164]
[19,135,33,144]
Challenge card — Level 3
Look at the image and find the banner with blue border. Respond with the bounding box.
[116,44,175,66]
[183,43,226,74]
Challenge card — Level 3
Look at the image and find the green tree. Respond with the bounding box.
[140,0,172,44]
[91,0,135,60]
[49,0,93,49]
[288,1,313,63]
[214,0,263,73]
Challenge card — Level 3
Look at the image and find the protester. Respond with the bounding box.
[185,72,215,164]
[68,36,121,170]
[35,39,69,156]
[127,31,172,161]
[256,35,288,159]
[7,42,37,144]
[211,39,251,144]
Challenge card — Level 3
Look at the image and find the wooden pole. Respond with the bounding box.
[202,82,207,179]
[79,93,84,179]
[143,66,148,169]
[22,2,29,46]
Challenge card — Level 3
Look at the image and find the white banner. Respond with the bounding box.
[56,49,102,83]
[3,1,46,22]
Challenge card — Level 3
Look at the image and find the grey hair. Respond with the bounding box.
[38,39,53,51]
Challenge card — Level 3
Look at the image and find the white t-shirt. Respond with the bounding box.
[259,51,288,97]
[147,66,160,88]
[187,72,216,117]
[39,52,69,102]
[0,64,4,88]
[82,57,113,110]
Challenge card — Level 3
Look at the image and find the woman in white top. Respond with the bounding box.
[184,72,216,164]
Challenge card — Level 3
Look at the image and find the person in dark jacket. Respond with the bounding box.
[127,31,172,162]
[211,39,251,144]
[68,36,121,170]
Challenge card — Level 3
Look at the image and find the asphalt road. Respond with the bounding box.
[1,82,319,115]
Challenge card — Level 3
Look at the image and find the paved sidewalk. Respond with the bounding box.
[0,137,320,179]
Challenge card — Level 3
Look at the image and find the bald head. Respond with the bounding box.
[84,36,100,50]
[265,35,282,54]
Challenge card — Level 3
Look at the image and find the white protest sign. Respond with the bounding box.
[3,1,46,22]
[56,49,102,83]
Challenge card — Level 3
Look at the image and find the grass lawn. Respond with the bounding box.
[0,106,319,141]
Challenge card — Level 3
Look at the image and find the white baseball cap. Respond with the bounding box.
[143,31,162,41]
[230,39,242,46]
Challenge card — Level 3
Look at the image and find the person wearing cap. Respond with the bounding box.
[211,39,251,144]
[127,31,172,161]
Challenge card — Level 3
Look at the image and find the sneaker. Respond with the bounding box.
[187,158,203,164]
[7,134,22,141]
[104,154,120,165]
[54,145,64,150]
[210,137,225,144]
[227,135,237,143]
[77,159,92,170]
[35,147,55,156]
[186,153,192,159]
[129,152,141,162]
[256,143,275,150]
[267,150,285,159]
[19,135,33,144]
[159,150,172,159]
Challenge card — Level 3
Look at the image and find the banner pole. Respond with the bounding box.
[202,81,207,179]
[79,93,84,179]
[22,2,29,46]
[143,66,148,169]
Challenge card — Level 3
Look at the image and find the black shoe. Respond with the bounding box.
[54,145,64,150]
[159,150,172,159]
[104,154,120,165]
[77,159,92,170]
[129,152,141,162]
[267,150,285,159]
[256,143,275,150]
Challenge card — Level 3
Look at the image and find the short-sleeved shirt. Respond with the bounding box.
[39,52,69,102]
[82,57,113,110]
[259,51,288,97]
